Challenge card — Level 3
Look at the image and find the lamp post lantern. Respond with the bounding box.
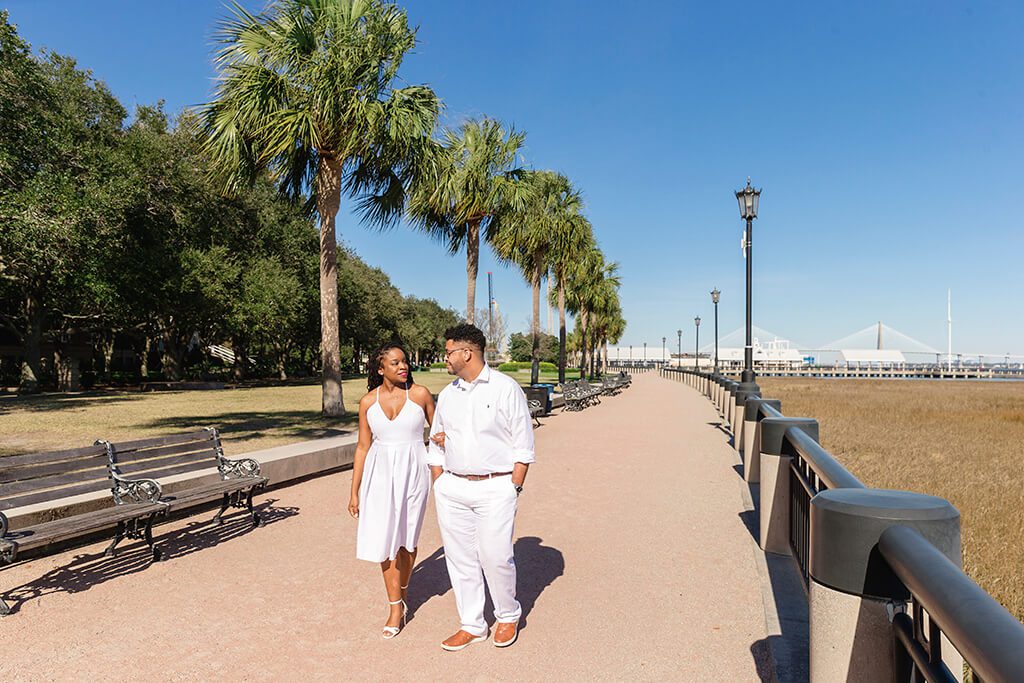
[710,288,720,374]
[735,177,762,396]
[694,316,701,370]
[677,329,682,368]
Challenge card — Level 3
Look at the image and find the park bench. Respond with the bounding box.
[562,380,602,411]
[0,427,265,616]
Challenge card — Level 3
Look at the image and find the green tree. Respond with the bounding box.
[494,171,583,384]
[408,118,527,324]
[202,0,440,416]
[0,31,127,390]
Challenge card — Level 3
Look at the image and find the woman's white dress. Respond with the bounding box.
[355,388,430,563]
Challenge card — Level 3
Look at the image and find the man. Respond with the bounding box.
[428,323,535,651]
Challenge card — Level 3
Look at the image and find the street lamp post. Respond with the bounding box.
[711,288,720,374]
[643,342,647,364]
[694,316,701,370]
[662,337,666,366]
[677,329,682,368]
[735,177,762,396]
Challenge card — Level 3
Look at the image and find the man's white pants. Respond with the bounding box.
[434,472,521,637]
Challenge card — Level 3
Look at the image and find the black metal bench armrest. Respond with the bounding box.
[110,473,164,505]
[218,457,262,480]
[0,510,7,539]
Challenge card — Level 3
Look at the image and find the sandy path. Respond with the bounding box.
[0,374,770,681]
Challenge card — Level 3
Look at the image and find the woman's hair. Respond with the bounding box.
[367,342,413,392]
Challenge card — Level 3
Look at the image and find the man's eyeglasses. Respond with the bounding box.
[444,347,473,359]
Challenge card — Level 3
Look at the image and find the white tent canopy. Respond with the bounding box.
[839,349,906,365]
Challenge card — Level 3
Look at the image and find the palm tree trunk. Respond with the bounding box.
[530,258,542,385]
[557,278,567,384]
[465,219,480,324]
[578,309,589,378]
[317,155,345,417]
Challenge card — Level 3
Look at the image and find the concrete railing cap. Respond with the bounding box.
[759,417,819,455]
[809,488,960,599]
[744,398,781,421]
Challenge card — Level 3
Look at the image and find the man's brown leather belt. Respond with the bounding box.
[446,471,513,481]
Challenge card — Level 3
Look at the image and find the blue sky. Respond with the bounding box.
[6,1,1023,355]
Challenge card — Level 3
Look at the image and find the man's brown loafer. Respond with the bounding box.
[493,622,518,648]
[441,629,488,652]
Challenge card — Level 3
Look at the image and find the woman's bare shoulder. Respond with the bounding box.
[409,383,434,402]
[358,390,376,409]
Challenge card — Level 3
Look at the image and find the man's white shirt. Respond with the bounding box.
[427,364,535,473]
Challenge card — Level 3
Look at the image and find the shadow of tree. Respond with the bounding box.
[142,411,356,443]
[2,499,299,615]
[405,536,564,632]
[0,391,147,413]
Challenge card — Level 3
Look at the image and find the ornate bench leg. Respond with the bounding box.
[246,487,264,527]
[212,492,231,526]
[143,513,162,562]
[0,594,10,616]
[104,520,126,558]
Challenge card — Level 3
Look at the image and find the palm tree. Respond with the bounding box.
[201,0,439,416]
[494,171,581,384]
[548,215,593,383]
[408,118,526,324]
[564,248,620,378]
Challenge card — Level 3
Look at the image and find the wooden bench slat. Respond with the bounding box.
[109,430,213,453]
[118,461,218,483]
[117,453,214,477]
[5,502,165,551]
[0,454,110,485]
[0,466,110,499]
[0,479,113,512]
[0,444,108,468]
[113,441,214,463]
[160,477,267,511]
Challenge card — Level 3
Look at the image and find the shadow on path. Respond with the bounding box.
[3,499,299,615]
[406,536,564,632]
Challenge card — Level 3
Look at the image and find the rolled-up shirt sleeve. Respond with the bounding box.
[506,384,536,464]
[427,392,446,468]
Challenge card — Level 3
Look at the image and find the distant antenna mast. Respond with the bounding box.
[947,289,952,371]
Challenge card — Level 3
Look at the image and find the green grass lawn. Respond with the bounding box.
[0,373,456,457]
[0,367,584,458]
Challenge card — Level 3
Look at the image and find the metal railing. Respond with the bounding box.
[658,366,1024,682]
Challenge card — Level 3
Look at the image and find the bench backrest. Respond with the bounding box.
[0,443,112,513]
[107,429,222,482]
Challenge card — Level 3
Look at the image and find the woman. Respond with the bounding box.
[348,343,435,639]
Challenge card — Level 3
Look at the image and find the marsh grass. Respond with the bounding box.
[759,378,1024,621]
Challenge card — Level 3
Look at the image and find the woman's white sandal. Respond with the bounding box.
[382,599,406,639]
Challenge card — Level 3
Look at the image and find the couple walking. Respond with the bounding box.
[348,324,535,650]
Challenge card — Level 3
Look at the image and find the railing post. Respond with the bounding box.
[741,399,781,483]
[808,489,961,682]
[758,417,819,555]
[732,387,760,452]
[723,380,736,430]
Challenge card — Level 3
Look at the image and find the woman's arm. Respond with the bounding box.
[348,395,374,518]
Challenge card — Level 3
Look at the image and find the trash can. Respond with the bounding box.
[532,383,554,412]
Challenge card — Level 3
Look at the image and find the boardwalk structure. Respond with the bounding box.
[0,375,792,681]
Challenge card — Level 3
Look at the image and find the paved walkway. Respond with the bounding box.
[0,375,772,681]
